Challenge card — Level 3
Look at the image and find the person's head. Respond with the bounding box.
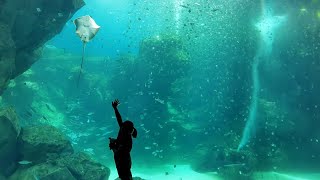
[123,120,137,138]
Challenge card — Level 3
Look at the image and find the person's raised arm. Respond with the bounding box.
[112,99,122,127]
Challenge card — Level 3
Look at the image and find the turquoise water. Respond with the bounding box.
[1,0,320,179]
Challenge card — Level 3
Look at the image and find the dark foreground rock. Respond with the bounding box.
[18,125,74,164]
[12,125,110,180]
[0,107,21,176]
[9,152,110,180]
[54,152,110,180]
[9,164,76,180]
[0,108,110,180]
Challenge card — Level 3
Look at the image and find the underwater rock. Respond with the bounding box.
[0,107,21,136]
[41,45,68,59]
[54,152,110,180]
[0,23,15,95]
[9,163,76,180]
[0,0,85,95]
[40,167,76,180]
[215,149,255,180]
[250,98,291,170]
[192,146,256,176]
[0,107,21,177]
[11,143,109,180]
[18,125,73,164]
[139,34,190,81]
[217,163,253,180]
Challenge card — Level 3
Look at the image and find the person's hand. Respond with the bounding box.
[112,99,120,108]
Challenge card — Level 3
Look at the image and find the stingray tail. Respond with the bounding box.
[77,42,86,87]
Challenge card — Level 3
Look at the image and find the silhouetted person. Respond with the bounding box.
[109,99,137,180]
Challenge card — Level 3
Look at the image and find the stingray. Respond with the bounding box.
[73,15,100,86]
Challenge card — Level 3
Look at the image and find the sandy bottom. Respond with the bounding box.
[108,164,220,180]
[108,164,320,180]
[254,172,320,180]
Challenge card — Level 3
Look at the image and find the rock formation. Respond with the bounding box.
[0,107,21,176]
[0,0,85,95]
[0,106,110,179]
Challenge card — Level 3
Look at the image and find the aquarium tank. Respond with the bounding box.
[0,0,320,179]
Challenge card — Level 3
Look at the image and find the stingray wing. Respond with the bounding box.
[74,15,100,43]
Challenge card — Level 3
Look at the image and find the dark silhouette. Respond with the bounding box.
[109,99,137,180]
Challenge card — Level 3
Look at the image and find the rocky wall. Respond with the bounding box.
[0,0,85,95]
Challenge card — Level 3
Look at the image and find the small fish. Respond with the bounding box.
[144,146,151,150]
[212,8,219,12]
[84,148,95,155]
[102,131,113,136]
[45,104,54,112]
[99,127,108,131]
[33,174,40,180]
[18,160,32,165]
[84,148,94,151]
[155,98,164,104]
[58,12,63,17]
[30,106,37,113]
[174,165,176,168]
[42,116,48,120]
[180,4,189,9]
[36,8,41,13]
[97,137,106,141]
[88,127,96,131]
[223,163,245,167]
[25,111,33,117]
[88,112,94,116]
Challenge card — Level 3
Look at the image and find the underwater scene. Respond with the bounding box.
[0,0,320,179]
